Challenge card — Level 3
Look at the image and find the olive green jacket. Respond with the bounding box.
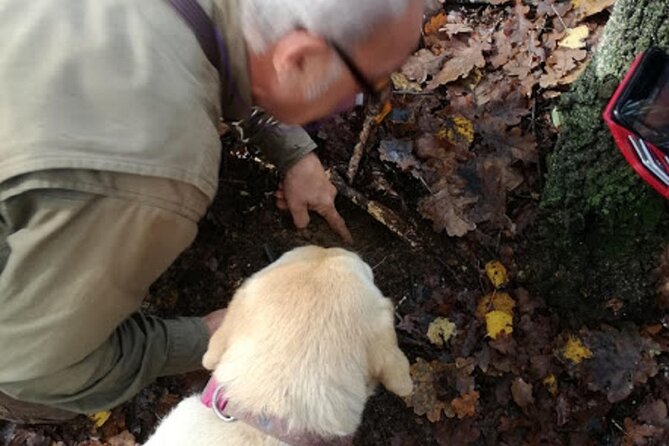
[0,0,316,203]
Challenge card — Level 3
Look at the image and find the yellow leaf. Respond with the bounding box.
[476,292,516,320]
[451,116,475,145]
[89,410,111,428]
[485,260,508,289]
[563,336,593,364]
[543,374,559,397]
[437,116,475,149]
[572,0,615,19]
[559,26,590,49]
[485,311,513,339]
[427,317,457,346]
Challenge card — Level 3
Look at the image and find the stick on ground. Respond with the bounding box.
[331,171,421,249]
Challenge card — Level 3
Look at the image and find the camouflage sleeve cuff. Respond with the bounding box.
[249,123,318,173]
[160,316,210,377]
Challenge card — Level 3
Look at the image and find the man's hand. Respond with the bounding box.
[275,152,353,244]
[202,309,227,337]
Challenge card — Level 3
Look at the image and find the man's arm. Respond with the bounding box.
[248,120,318,173]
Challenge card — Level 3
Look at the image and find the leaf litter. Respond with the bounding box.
[380,0,608,238]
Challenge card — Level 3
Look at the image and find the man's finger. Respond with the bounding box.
[319,207,353,244]
[289,204,311,229]
[276,197,288,211]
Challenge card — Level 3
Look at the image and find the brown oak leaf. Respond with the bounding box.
[451,391,480,419]
[511,377,535,409]
[427,37,488,89]
[401,49,448,84]
[405,358,451,422]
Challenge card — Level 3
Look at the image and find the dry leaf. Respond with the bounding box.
[543,374,559,397]
[379,138,419,171]
[401,49,448,84]
[490,29,517,69]
[572,0,615,19]
[622,418,665,446]
[486,311,513,339]
[438,116,475,148]
[637,399,669,427]
[540,48,588,88]
[107,431,137,446]
[439,23,474,37]
[427,38,488,89]
[424,12,448,35]
[420,189,478,237]
[559,25,590,49]
[578,327,659,403]
[485,261,509,288]
[563,336,593,364]
[511,377,535,408]
[390,72,422,92]
[476,292,516,320]
[405,358,450,422]
[427,317,457,346]
[452,391,480,419]
[89,411,111,428]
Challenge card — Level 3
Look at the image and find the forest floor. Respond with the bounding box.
[2,1,669,445]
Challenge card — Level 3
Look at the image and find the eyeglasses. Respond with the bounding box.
[327,39,391,104]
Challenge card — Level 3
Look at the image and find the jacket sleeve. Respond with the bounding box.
[242,110,318,173]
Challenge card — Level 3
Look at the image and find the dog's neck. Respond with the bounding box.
[200,376,355,446]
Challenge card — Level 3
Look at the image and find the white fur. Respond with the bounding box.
[145,246,412,446]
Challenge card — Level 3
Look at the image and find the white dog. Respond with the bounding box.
[145,246,413,446]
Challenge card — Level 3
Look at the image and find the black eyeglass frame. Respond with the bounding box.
[326,39,390,103]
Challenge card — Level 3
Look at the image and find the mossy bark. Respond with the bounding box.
[527,0,669,327]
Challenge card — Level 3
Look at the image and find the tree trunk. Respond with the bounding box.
[527,0,669,326]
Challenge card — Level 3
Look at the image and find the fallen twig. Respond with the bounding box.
[346,101,393,183]
[331,171,422,249]
[346,113,378,183]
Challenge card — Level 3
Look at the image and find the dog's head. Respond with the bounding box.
[202,246,412,407]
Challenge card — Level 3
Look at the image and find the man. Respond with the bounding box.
[0,0,423,422]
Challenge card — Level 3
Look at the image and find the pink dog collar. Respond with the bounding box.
[200,377,354,446]
[200,378,234,421]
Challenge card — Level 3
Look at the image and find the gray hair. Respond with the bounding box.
[240,0,411,53]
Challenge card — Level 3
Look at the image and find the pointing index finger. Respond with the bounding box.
[319,207,354,245]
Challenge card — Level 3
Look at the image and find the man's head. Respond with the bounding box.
[241,0,424,125]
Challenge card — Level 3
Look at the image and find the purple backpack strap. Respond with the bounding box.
[165,0,221,71]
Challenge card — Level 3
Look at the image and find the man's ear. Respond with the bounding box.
[368,301,413,397]
[271,30,331,84]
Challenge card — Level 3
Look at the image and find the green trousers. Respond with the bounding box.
[0,181,210,415]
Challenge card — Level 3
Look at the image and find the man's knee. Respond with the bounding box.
[0,314,206,414]
[0,341,120,415]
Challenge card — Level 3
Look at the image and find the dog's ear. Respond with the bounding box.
[368,300,413,397]
[202,318,231,371]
